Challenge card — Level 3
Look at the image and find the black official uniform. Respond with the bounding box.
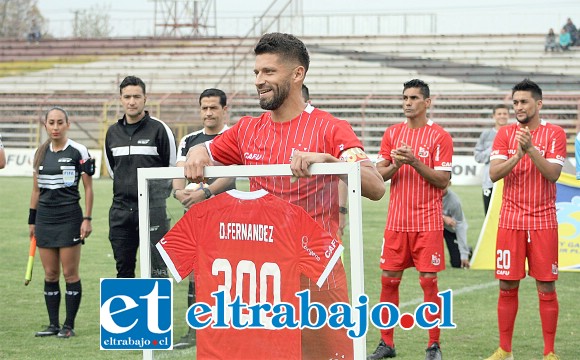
[104,111,176,278]
[176,125,235,190]
[36,140,91,248]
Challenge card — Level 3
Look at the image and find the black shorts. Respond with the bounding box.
[35,203,83,248]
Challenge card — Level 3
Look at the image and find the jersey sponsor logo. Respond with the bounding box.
[556,155,565,162]
[100,278,173,350]
[244,152,263,161]
[58,157,73,163]
[325,239,339,259]
[137,139,151,145]
[302,236,321,261]
[441,162,452,168]
[219,222,274,243]
[185,288,456,338]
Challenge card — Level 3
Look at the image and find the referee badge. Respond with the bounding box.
[61,166,76,186]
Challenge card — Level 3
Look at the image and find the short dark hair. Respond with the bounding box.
[492,104,509,115]
[120,75,146,95]
[301,84,310,101]
[403,79,430,99]
[199,88,227,107]
[512,79,542,100]
[254,32,310,73]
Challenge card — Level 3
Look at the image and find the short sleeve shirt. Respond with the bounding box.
[490,120,567,229]
[378,120,453,232]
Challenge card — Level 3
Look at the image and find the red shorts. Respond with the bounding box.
[380,230,445,272]
[495,228,559,281]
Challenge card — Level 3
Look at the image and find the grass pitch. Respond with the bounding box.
[0,178,577,359]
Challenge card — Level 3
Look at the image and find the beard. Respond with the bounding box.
[259,80,291,110]
[516,113,533,125]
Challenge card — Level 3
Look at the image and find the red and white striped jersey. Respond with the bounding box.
[490,120,566,230]
[378,120,453,232]
[207,104,366,236]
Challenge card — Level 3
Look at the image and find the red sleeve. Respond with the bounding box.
[208,119,245,165]
[328,119,364,158]
[378,126,395,162]
[490,126,510,161]
[295,207,344,287]
[433,127,453,171]
[547,124,568,165]
[156,210,199,282]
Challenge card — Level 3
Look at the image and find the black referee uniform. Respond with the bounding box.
[36,140,91,248]
[104,111,176,278]
[176,126,236,191]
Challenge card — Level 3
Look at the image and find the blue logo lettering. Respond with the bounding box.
[100,278,173,350]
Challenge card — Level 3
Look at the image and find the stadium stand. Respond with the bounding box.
[0,34,578,158]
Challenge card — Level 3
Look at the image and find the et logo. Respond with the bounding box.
[100,278,173,350]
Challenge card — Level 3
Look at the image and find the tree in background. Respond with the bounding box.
[0,0,46,39]
[72,4,113,38]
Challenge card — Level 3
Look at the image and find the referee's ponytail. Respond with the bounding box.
[33,107,70,171]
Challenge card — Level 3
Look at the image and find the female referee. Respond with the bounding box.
[28,107,94,338]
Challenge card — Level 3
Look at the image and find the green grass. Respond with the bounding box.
[0,178,577,359]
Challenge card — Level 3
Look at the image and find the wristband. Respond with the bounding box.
[83,216,92,221]
[202,187,212,199]
[28,208,37,225]
[338,206,348,214]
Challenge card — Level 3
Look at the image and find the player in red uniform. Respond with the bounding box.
[485,80,566,360]
[157,189,344,359]
[369,79,453,360]
[184,32,385,359]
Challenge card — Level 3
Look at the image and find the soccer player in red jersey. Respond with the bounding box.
[369,79,453,360]
[484,79,566,360]
[184,32,385,359]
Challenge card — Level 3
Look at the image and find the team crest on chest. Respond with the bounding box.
[418,146,429,158]
[290,144,309,162]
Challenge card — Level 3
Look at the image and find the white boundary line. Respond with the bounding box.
[399,280,498,309]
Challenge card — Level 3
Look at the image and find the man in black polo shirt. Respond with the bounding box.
[172,88,235,349]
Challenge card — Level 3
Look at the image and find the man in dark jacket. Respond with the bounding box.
[104,75,176,278]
